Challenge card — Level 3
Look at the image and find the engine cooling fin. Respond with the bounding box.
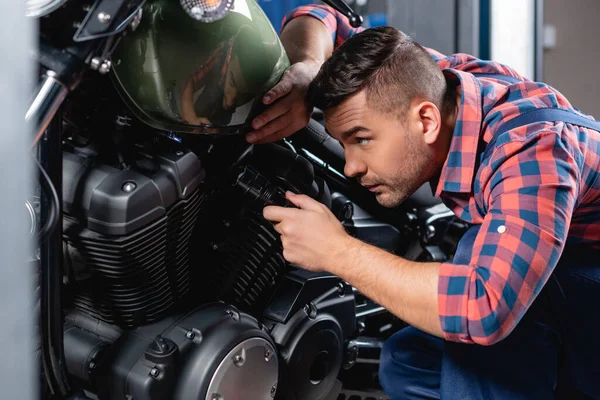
[190,188,288,315]
[65,188,204,328]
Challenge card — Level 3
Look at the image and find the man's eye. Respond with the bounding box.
[357,138,371,145]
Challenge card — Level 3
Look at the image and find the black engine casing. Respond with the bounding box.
[62,146,205,327]
[64,303,278,400]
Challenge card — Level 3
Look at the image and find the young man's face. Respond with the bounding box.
[325,91,438,208]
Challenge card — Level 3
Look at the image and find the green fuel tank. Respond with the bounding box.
[110,0,290,135]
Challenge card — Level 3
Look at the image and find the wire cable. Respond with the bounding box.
[35,156,60,240]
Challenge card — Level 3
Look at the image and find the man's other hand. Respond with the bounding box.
[263,192,350,272]
[246,62,320,144]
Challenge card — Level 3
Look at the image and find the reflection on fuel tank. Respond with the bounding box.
[179,25,273,128]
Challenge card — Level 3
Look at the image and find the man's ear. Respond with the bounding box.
[413,101,442,145]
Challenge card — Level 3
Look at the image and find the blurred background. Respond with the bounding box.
[257,0,600,117]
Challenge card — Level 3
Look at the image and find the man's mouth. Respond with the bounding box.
[363,184,381,192]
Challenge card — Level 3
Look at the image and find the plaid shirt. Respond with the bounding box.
[283,5,600,345]
[184,37,234,93]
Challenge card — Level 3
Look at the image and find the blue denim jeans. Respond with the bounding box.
[379,225,600,399]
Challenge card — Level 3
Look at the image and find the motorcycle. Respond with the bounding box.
[26,0,468,399]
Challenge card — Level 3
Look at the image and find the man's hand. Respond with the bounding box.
[246,62,321,144]
[263,191,349,272]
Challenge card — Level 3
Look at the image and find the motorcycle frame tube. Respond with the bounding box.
[39,111,72,397]
[26,72,68,147]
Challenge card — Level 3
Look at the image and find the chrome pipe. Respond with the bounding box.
[26,71,68,146]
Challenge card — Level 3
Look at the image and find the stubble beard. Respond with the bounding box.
[375,144,435,208]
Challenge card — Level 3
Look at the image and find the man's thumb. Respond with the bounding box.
[286,192,322,211]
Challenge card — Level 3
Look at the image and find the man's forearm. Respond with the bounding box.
[330,236,444,338]
[280,17,334,66]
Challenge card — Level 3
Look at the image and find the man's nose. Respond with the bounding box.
[344,155,367,179]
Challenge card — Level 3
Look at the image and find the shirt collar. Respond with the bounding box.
[434,69,484,196]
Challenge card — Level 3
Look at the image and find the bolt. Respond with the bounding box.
[149,367,159,377]
[97,12,111,24]
[211,242,219,250]
[270,385,277,397]
[98,60,112,75]
[186,331,195,340]
[88,361,96,370]
[90,57,101,70]
[223,220,231,228]
[264,349,271,361]
[425,225,436,241]
[304,303,317,319]
[122,182,137,193]
[234,353,244,366]
[225,308,239,321]
[337,282,346,296]
[211,394,222,400]
[175,150,184,156]
[358,321,366,333]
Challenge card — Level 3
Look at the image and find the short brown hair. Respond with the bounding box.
[306,26,453,117]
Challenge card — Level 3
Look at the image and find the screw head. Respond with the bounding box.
[88,361,96,370]
[186,331,195,339]
[175,150,184,156]
[97,12,111,24]
[233,353,244,367]
[270,385,277,397]
[425,224,436,240]
[122,182,137,193]
[358,321,366,333]
[149,367,159,377]
[337,282,346,296]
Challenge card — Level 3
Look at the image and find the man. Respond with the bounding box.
[249,4,600,400]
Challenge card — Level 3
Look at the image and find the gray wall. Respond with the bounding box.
[0,2,36,400]
[371,0,479,56]
[543,0,600,117]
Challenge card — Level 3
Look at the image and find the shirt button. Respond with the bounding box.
[497,225,506,234]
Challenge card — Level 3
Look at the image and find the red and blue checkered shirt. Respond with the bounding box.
[283,5,600,345]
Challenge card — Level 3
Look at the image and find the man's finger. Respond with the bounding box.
[247,112,293,143]
[263,205,294,222]
[263,79,292,105]
[252,98,290,130]
[273,221,284,235]
[286,192,324,212]
[252,120,309,144]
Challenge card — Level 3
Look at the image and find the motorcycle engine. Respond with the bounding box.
[58,78,355,400]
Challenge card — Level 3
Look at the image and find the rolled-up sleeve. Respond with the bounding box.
[281,5,364,49]
[438,130,580,345]
[280,5,451,64]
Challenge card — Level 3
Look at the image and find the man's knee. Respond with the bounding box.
[379,327,443,399]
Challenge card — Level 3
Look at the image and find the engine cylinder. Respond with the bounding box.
[62,147,205,327]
